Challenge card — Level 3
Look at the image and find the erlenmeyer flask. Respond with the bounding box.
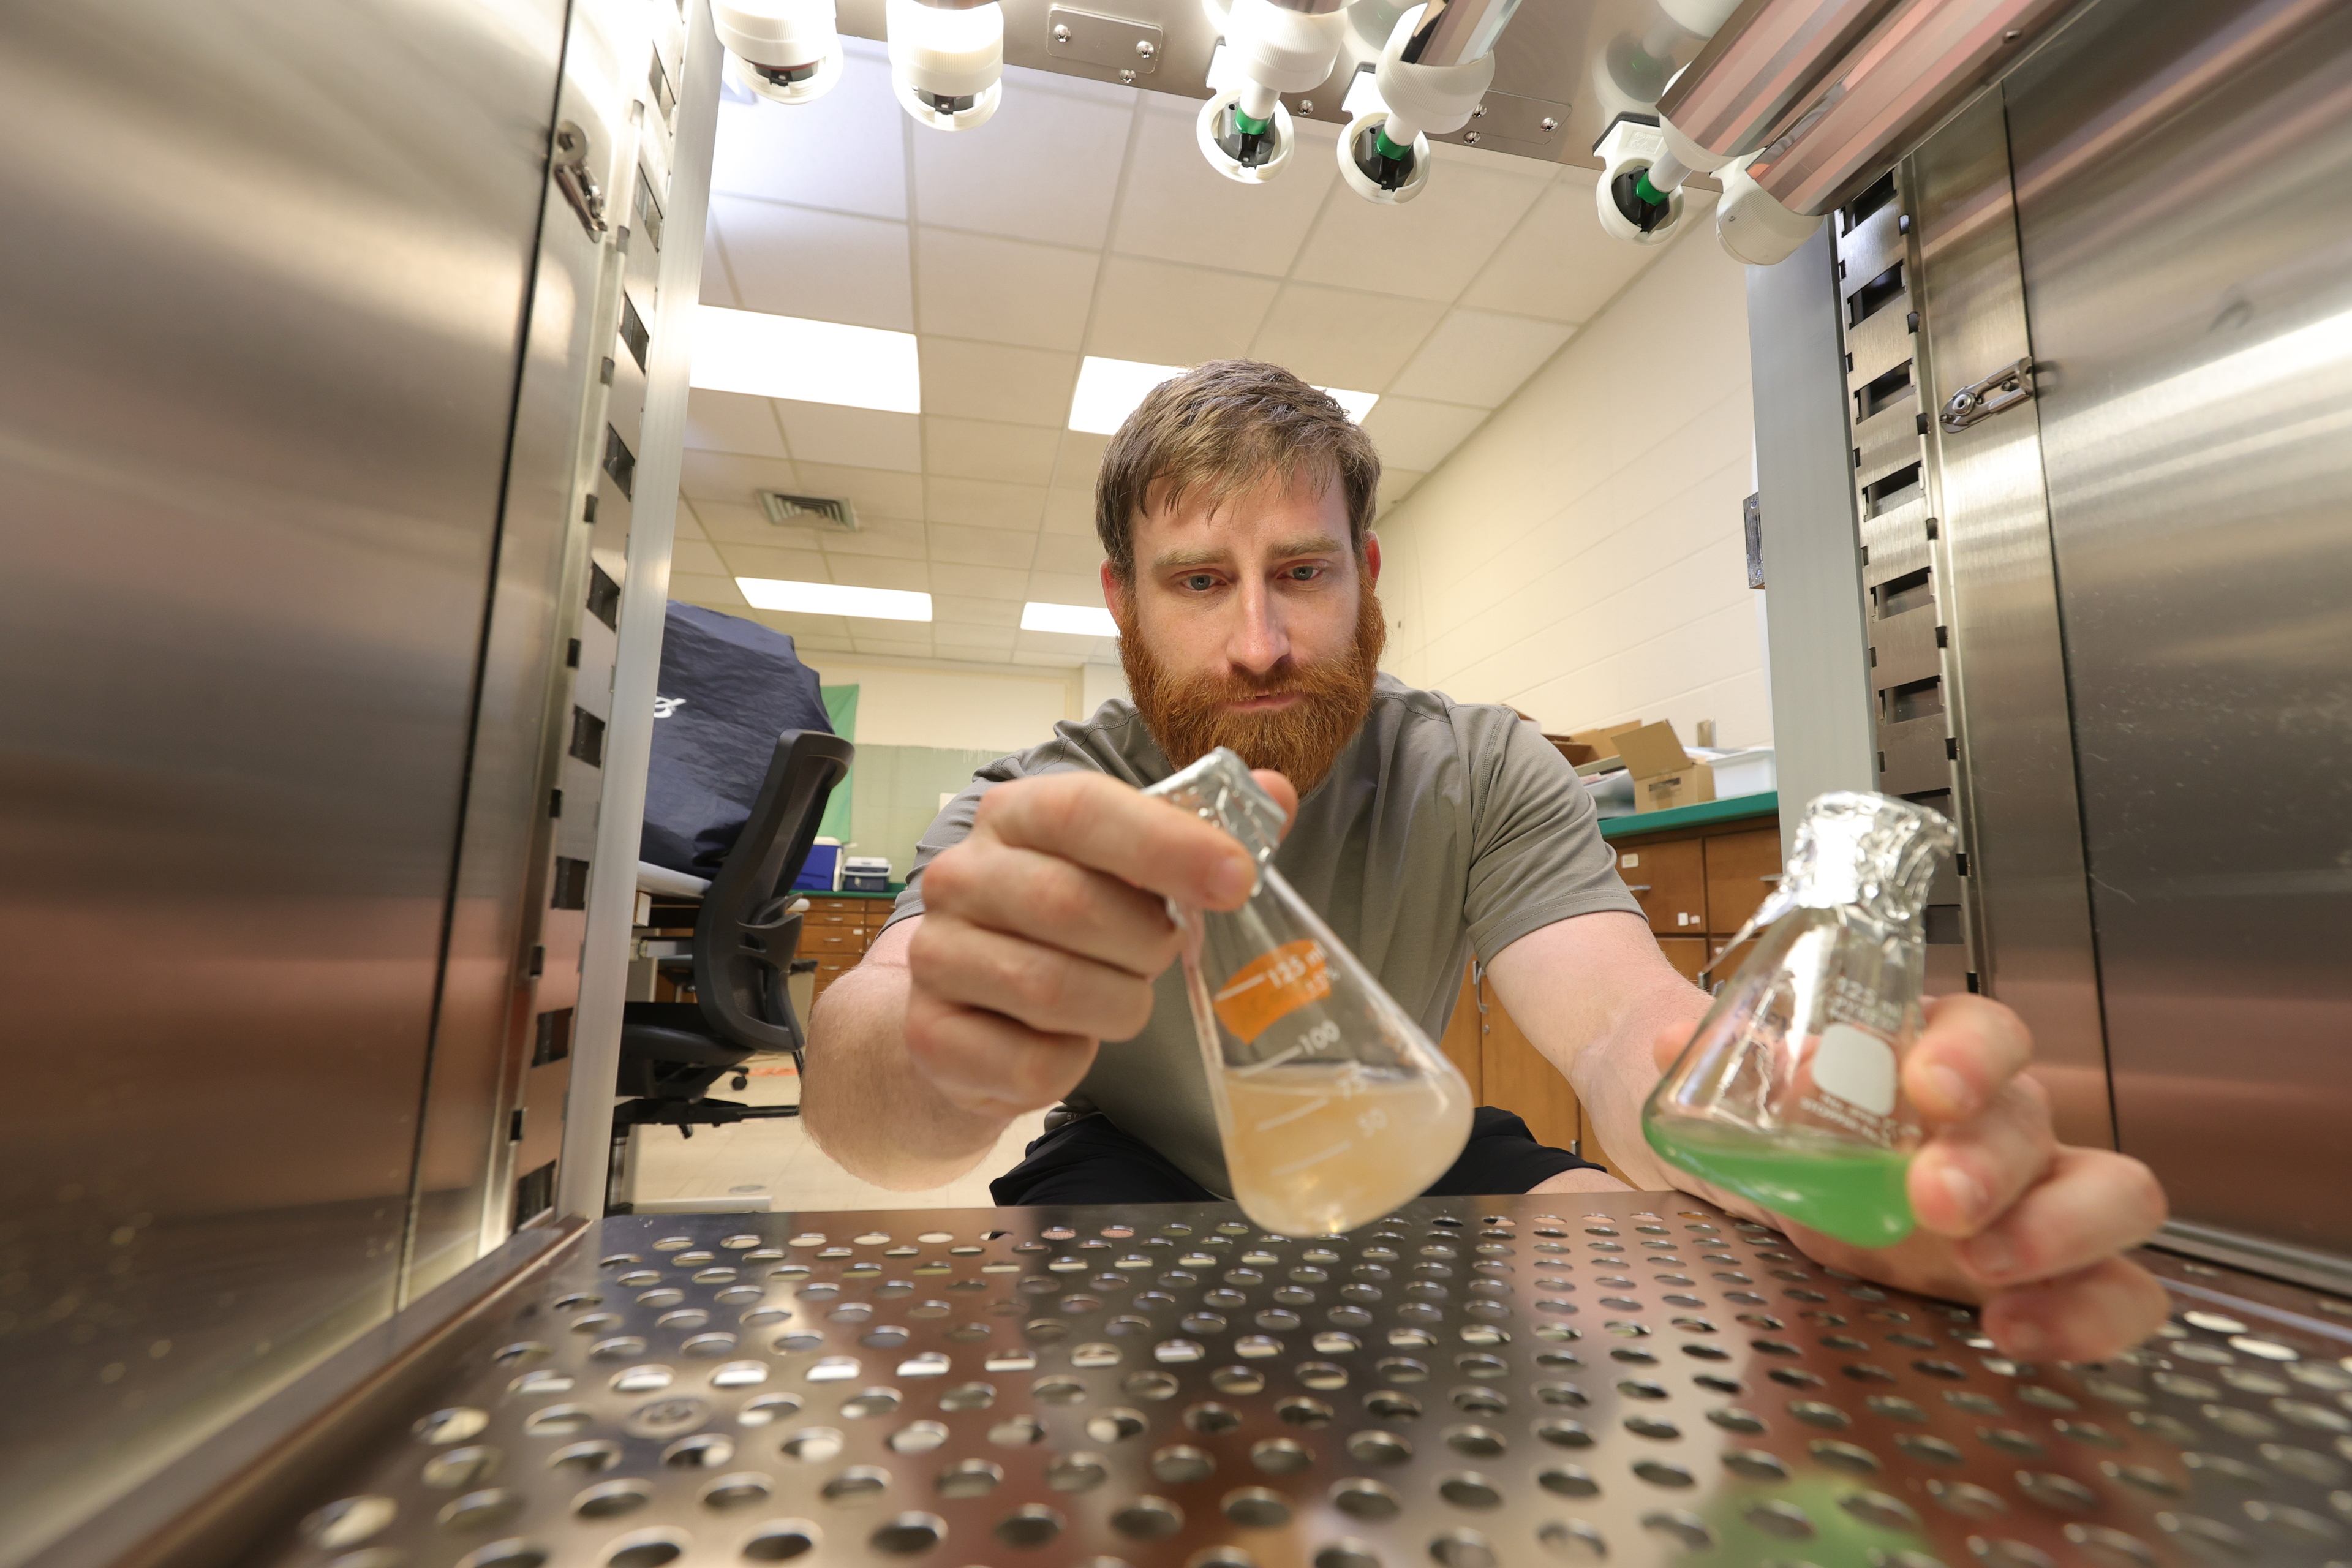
[1642,791,1956,1247]
[1145,748,1473,1236]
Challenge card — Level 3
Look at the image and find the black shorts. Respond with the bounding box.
[989,1106,1604,1209]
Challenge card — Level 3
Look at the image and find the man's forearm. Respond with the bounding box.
[1566,983,1709,1192]
[802,962,1016,1189]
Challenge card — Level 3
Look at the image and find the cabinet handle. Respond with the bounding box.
[1623,884,1653,892]
[1758,874,1784,884]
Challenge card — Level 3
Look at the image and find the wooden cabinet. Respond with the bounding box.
[1703,827,1784,935]
[1657,937,1708,986]
[1441,960,1629,1178]
[1616,838,1706,935]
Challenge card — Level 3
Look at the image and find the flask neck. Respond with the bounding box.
[1779,791,1953,926]
[1142,747,1287,865]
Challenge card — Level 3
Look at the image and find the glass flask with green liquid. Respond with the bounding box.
[1642,791,1955,1248]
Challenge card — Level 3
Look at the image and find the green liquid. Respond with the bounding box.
[1644,1118,1916,1248]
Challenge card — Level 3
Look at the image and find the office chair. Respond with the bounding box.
[610,728,854,1206]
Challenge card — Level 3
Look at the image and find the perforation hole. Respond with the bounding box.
[1112,1496,1185,1540]
[1331,1477,1401,1520]
[1347,1429,1411,1466]
[1152,1444,1215,1483]
[738,1521,817,1561]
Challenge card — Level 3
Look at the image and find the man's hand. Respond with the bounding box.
[1654,995,2171,1362]
[905,767,1298,1123]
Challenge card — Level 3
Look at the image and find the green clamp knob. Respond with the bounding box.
[1231,105,1272,137]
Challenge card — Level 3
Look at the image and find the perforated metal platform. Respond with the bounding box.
[268,1194,2352,1568]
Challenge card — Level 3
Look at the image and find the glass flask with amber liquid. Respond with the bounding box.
[1642,791,1956,1247]
[1145,748,1473,1236]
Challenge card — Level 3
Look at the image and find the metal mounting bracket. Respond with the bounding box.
[1940,356,2037,431]
[1046,5,1161,75]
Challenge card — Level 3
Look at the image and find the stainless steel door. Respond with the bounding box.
[2006,0,2352,1255]
[0,2,562,1557]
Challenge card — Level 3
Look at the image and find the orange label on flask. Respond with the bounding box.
[1212,939,1332,1044]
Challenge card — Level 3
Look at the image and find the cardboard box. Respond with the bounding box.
[1547,719,1645,769]
[1613,720,1717,813]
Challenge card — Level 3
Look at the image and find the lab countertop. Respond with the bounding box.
[1597,788,1778,840]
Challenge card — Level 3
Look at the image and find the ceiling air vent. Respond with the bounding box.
[757,490,858,532]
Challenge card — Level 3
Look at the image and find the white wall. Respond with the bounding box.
[1079,660,1130,719]
[1374,220,1770,747]
[813,655,1080,752]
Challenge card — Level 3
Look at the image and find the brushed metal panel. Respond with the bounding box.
[1852,401,1923,486]
[0,1,562,1559]
[1842,298,1917,386]
[1870,603,1942,692]
[407,0,681,1295]
[1746,226,1878,863]
[2007,0,2352,1252]
[1876,713,1951,796]
[1906,92,2111,1148]
[1838,199,1908,301]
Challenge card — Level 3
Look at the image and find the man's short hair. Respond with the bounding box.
[1095,358,1381,580]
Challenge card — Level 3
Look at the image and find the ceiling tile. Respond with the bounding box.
[1249,284,1445,388]
[1032,533,1106,575]
[919,336,1077,426]
[1290,156,1549,303]
[922,417,1060,486]
[911,68,1133,247]
[1361,396,1489,472]
[928,522,1038,568]
[690,499,827,548]
[1110,96,1339,277]
[932,595,1023,628]
[932,623,1020,655]
[914,228,1098,351]
[1085,256,1280,366]
[1387,309,1576,408]
[791,462,926,523]
[1459,170,1660,323]
[1028,568,1107,607]
[672,538,728,576]
[777,402,922,472]
[680,450,799,505]
[1015,629,1114,662]
[684,388,789,456]
[926,476,1047,530]
[717,542,832,581]
[933,562,1031,600]
[712,198,914,332]
[824,518,930,560]
[1042,486,1096,536]
[1051,431,1109,491]
[827,556,930,592]
[669,571,747,608]
[707,45,907,219]
[851,630,938,657]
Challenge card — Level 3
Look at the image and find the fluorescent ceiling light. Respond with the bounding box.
[1022,600,1119,636]
[690,306,921,413]
[737,578,932,621]
[1069,355,1378,434]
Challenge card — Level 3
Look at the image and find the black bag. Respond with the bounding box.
[641,601,833,877]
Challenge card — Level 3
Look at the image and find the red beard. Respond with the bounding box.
[1121,582,1387,796]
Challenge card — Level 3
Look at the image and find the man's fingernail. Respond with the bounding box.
[1209,856,1255,903]
[1967,1234,2019,1281]
[1923,1063,1973,1115]
[2002,1321,2045,1360]
[1939,1164,1986,1224]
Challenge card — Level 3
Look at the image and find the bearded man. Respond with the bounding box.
[805,359,2169,1360]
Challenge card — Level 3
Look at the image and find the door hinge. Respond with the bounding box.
[1940,358,2036,432]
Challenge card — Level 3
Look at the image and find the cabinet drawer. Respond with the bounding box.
[1657,936,1708,986]
[802,909,862,929]
[1704,827,1784,935]
[806,896,867,914]
[1616,839,1706,935]
[803,928,867,957]
[1709,935,1761,989]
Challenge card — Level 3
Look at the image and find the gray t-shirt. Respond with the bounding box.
[881,673,1642,1193]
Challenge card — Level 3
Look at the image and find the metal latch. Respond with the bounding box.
[1940,357,2035,432]
[552,121,608,237]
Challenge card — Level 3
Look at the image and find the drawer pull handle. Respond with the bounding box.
[1758,874,1784,884]
[1624,884,1654,893]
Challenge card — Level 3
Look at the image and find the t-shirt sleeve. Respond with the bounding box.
[878,777,990,934]
[1460,709,1645,962]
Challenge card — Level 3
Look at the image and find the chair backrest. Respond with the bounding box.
[692,728,855,1054]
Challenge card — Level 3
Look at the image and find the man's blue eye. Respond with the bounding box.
[1185,575,1216,591]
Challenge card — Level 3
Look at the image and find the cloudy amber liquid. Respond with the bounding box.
[1218,1064,1472,1236]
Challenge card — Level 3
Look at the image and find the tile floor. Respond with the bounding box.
[624,1062,1049,1211]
